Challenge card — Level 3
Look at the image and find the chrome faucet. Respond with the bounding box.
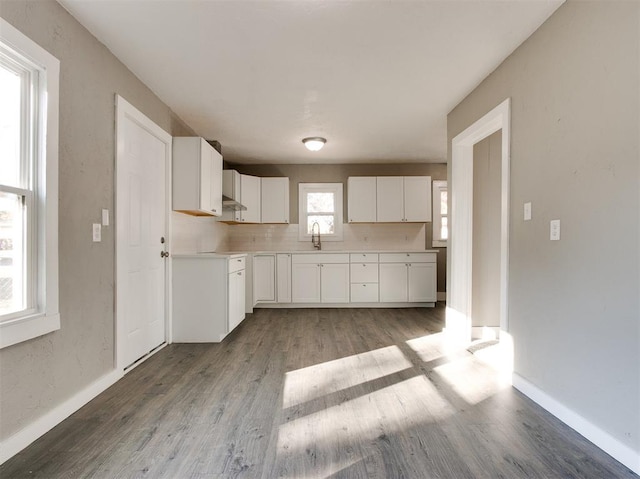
[311,221,321,250]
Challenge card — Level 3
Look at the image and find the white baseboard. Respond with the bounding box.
[512,373,640,475]
[0,368,123,465]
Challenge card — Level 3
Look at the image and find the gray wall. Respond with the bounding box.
[448,1,639,452]
[230,163,448,293]
[472,131,501,328]
[0,0,200,441]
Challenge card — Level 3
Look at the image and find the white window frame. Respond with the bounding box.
[0,18,60,349]
[432,180,448,247]
[298,183,344,242]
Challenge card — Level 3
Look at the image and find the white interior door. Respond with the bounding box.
[116,96,171,370]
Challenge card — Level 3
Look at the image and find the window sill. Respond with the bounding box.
[0,312,60,349]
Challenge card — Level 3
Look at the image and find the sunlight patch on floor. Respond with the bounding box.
[277,375,455,459]
[283,345,412,408]
[433,355,511,405]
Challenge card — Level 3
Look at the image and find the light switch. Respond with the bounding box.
[92,223,102,242]
[524,202,532,221]
[550,219,560,241]
[102,209,110,226]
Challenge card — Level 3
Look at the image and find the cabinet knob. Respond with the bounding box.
[238,272,242,276]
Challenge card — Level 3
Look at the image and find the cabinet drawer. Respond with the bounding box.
[351,283,379,303]
[379,252,436,263]
[292,253,349,264]
[350,263,378,283]
[349,253,379,263]
[228,256,246,273]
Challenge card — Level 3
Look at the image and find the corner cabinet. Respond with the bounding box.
[172,254,246,342]
[172,137,222,216]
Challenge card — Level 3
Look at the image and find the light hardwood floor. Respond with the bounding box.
[1,306,637,478]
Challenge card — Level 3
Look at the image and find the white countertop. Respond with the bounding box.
[173,252,247,259]
[212,250,439,254]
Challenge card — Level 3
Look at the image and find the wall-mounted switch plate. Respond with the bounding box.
[92,223,102,242]
[102,209,110,226]
[524,202,532,221]
[550,219,560,241]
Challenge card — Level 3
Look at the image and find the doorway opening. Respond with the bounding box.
[447,98,511,345]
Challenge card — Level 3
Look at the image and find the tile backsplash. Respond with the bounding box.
[225,223,426,252]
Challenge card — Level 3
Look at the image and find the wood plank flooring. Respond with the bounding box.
[1,306,637,478]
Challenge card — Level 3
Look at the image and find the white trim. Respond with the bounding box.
[115,95,172,373]
[0,18,60,349]
[253,302,436,309]
[0,368,122,465]
[513,373,640,475]
[447,98,510,343]
[298,183,344,242]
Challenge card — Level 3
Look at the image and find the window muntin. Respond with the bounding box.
[298,183,343,242]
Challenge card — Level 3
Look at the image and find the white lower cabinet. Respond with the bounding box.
[379,253,437,303]
[291,254,349,303]
[172,254,246,342]
[379,263,408,302]
[253,254,276,302]
[291,262,321,303]
[276,253,292,303]
[228,265,246,331]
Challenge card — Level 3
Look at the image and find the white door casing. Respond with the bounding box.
[116,95,172,371]
[448,98,510,341]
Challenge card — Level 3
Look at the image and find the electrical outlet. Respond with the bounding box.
[524,202,532,221]
[92,223,102,242]
[550,219,560,241]
[102,209,110,226]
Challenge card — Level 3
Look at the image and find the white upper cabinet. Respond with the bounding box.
[221,170,261,223]
[376,176,431,223]
[172,137,222,216]
[261,177,289,223]
[403,176,431,222]
[376,177,405,222]
[239,174,261,223]
[348,176,377,223]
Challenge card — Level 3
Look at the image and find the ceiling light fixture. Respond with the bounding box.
[302,137,326,152]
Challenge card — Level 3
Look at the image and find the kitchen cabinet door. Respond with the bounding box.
[376,177,404,222]
[320,263,349,303]
[276,253,292,303]
[348,177,377,223]
[261,177,289,223]
[228,268,245,331]
[379,263,408,302]
[172,137,222,216]
[403,176,431,222]
[292,263,321,303]
[254,254,276,302]
[408,263,436,303]
[239,174,261,223]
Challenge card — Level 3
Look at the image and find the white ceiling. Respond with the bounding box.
[59,0,563,165]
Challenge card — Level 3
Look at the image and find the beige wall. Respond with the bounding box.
[229,163,447,292]
[0,0,227,441]
[448,1,639,452]
[472,131,501,328]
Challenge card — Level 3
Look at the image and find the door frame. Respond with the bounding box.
[115,95,173,373]
[447,98,511,341]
